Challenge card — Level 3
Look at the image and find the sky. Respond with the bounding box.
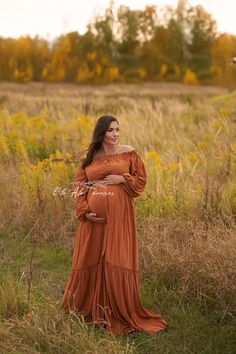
[0,0,235,39]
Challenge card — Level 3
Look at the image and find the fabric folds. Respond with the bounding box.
[61,258,168,335]
[61,149,168,335]
[121,150,147,198]
[74,167,90,221]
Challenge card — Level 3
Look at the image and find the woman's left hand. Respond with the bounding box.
[103,174,126,184]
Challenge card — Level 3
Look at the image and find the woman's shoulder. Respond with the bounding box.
[119,144,135,153]
[81,150,88,160]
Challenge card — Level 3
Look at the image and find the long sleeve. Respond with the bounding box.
[74,165,90,221]
[121,150,147,198]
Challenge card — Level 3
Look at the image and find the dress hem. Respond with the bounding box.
[61,258,168,336]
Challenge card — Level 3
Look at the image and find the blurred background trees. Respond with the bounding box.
[0,0,235,87]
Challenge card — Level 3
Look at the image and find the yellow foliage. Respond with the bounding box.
[29,116,47,131]
[174,64,181,78]
[42,62,65,82]
[76,63,93,82]
[19,151,74,201]
[69,114,93,135]
[107,66,120,81]
[219,106,229,117]
[95,63,102,77]
[160,64,168,77]
[10,112,28,129]
[0,136,10,158]
[80,137,90,150]
[42,66,49,79]
[138,67,147,79]
[61,37,71,53]
[188,151,199,161]
[14,65,33,82]
[183,69,199,85]
[146,150,163,166]
[8,135,28,159]
[101,56,110,66]
[0,110,61,160]
[52,149,72,160]
[14,69,20,78]
[55,66,66,81]
[197,141,207,149]
[168,161,180,172]
[86,52,97,61]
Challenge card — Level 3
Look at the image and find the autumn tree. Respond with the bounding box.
[0,1,235,86]
[187,4,217,82]
[211,34,236,88]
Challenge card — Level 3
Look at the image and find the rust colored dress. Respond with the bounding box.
[60,149,168,335]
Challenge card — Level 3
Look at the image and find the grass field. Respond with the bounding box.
[0,82,235,353]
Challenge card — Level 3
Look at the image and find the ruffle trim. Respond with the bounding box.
[61,257,168,335]
[91,149,137,163]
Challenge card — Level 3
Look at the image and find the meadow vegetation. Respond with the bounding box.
[0,82,235,353]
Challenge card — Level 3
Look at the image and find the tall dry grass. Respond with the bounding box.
[139,216,236,317]
[0,83,235,351]
[0,272,134,353]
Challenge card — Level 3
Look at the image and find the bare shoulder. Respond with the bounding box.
[81,150,88,160]
[119,144,135,153]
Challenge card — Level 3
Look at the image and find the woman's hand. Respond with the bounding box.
[85,212,107,223]
[103,174,126,184]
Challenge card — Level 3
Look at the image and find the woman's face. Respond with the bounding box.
[103,121,120,145]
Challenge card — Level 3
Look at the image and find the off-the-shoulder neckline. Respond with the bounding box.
[92,149,136,162]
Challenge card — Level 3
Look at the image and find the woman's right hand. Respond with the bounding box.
[85,212,107,223]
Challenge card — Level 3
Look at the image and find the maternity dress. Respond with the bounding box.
[61,149,168,335]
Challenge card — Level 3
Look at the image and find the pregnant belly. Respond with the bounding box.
[87,186,110,217]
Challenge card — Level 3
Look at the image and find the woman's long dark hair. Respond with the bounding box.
[81,115,119,168]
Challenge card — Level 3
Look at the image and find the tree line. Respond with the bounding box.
[0,0,236,87]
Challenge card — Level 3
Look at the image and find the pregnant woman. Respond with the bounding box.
[60,115,168,335]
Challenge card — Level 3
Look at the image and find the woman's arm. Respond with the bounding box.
[74,166,90,221]
[121,150,147,198]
